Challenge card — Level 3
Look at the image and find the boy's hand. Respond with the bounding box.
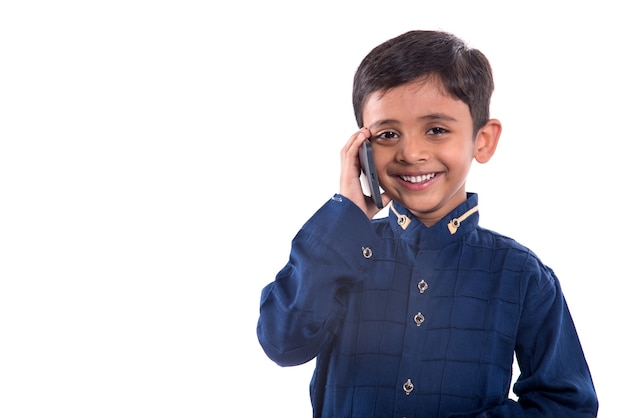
[340,127,390,218]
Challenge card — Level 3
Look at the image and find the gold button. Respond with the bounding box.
[413,312,425,326]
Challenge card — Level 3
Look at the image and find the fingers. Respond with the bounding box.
[341,127,371,163]
[340,127,371,179]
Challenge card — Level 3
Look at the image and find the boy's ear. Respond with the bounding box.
[474,119,502,164]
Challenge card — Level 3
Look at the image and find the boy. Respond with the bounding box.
[257,30,598,417]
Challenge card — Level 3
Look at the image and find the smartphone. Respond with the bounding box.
[358,140,384,209]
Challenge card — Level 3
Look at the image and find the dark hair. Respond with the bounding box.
[352,30,494,136]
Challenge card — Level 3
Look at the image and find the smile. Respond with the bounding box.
[400,173,436,184]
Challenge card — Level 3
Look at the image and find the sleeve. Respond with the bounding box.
[256,195,380,367]
[477,258,598,417]
[451,257,598,418]
[512,260,598,416]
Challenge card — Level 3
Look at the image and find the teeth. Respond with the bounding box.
[400,173,436,183]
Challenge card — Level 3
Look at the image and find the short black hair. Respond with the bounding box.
[353,30,494,137]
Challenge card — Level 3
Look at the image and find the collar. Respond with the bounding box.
[387,193,480,248]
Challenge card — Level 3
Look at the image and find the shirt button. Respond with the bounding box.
[402,378,414,395]
[417,279,428,293]
[362,247,372,258]
[413,312,425,326]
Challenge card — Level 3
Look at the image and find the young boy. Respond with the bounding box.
[257,30,598,417]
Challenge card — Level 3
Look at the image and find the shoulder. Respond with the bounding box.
[463,228,560,311]
[470,226,555,282]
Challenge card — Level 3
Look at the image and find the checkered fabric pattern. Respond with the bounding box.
[258,193,597,417]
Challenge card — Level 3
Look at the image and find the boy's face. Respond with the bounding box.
[363,77,481,226]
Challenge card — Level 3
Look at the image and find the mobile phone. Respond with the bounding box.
[358,140,384,209]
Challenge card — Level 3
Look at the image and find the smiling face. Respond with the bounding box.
[363,76,499,226]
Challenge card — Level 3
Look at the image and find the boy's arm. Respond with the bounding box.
[454,263,598,418]
[511,265,598,416]
[256,195,378,367]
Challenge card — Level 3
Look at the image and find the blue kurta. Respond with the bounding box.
[257,193,598,417]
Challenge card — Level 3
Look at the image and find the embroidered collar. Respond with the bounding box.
[389,202,412,230]
[388,194,480,238]
[447,205,479,235]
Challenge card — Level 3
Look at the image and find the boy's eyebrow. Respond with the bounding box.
[368,119,399,130]
[369,113,457,129]
[419,113,458,122]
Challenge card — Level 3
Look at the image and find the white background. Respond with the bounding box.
[1,1,622,416]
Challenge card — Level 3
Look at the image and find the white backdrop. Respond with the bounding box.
[1,1,621,417]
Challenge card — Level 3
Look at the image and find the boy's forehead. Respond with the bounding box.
[363,77,466,119]
[371,75,448,101]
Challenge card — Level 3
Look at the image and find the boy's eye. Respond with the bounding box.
[376,131,399,140]
[426,127,447,135]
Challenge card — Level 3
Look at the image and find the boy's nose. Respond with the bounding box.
[397,138,429,164]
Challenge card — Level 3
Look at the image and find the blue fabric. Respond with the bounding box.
[257,193,598,417]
